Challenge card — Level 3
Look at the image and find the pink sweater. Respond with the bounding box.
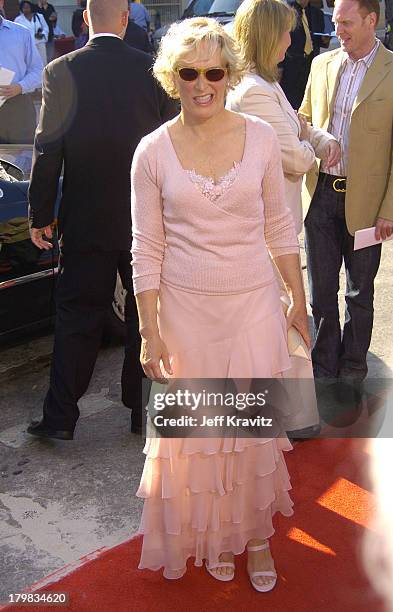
[131,114,299,295]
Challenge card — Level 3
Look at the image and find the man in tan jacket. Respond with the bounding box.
[300,0,393,382]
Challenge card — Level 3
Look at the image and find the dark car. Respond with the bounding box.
[0,149,126,344]
[152,0,239,51]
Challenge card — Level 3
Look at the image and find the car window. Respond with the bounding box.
[0,146,33,180]
[207,0,242,14]
[0,162,16,183]
[183,0,214,17]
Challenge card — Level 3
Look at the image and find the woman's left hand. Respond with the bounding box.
[285,301,311,350]
[323,140,341,168]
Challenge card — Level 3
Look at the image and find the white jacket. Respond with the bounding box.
[227,72,336,233]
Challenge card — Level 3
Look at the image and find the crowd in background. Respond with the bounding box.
[0,0,154,144]
[0,0,153,64]
[3,0,393,146]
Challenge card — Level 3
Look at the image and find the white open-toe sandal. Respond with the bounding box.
[206,559,235,582]
[247,542,277,593]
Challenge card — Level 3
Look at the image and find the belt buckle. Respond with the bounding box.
[332,178,346,193]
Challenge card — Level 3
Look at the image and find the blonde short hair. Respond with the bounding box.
[234,0,296,83]
[153,17,246,99]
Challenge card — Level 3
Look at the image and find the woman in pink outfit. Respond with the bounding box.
[131,17,310,592]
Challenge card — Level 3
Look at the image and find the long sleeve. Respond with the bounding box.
[378,145,393,220]
[71,9,83,37]
[298,69,338,159]
[263,132,299,258]
[236,85,316,176]
[17,29,43,94]
[307,125,336,160]
[299,72,312,123]
[131,142,166,294]
[28,64,63,229]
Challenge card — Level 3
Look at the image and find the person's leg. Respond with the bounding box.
[340,222,382,380]
[46,40,55,63]
[42,250,119,431]
[118,251,145,430]
[0,95,36,144]
[304,180,344,378]
[37,42,47,65]
[247,538,276,589]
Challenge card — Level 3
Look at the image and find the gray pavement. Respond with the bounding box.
[0,238,392,603]
[0,343,145,603]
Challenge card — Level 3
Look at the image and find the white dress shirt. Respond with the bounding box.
[322,40,380,176]
[89,33,122,41]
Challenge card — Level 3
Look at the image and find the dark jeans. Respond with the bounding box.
[43,250,143,431]
[304,175,381,380]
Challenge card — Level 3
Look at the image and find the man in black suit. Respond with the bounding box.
[124,18,152,53]
[27,0,177,440]
[280,0,329,109]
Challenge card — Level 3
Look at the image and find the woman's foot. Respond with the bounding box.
[206,552,235,581]
[247,539,277,590]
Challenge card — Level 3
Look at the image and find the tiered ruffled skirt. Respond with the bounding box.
[136,281,295,579]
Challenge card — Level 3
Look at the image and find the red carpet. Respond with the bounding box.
[1,439,383,612]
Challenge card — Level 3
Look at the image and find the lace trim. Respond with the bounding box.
[186,162,241,202]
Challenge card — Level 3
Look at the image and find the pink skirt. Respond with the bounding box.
[136,281,294,579]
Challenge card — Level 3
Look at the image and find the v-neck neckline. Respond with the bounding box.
[165,115,249,205]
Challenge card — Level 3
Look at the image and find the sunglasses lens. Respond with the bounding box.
[177,68,226,82]
[178,68,199,81]
[205,69,226,82]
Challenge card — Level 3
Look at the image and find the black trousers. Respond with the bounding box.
[43,250,143,431]
[0,94,36,144]
[304,175,382,380]
[280,53,313,110]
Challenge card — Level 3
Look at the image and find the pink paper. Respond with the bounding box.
[354,227,393,251]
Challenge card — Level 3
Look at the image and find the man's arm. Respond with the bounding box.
[298,68,313,123]
[71,9,83,37]
[375,137,393,239]
[29,63,64,245]
[0,29,43,99]
[18,30,43,94]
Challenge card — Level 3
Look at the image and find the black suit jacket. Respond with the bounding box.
[124,19,153,54]
[28,36,178,252]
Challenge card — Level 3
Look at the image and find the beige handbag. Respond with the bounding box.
[280,294,320,432]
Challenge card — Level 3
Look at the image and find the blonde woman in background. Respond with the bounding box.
[227,0,340,437]
[227,0,340,235]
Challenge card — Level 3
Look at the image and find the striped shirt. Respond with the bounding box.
[322,40,380,177]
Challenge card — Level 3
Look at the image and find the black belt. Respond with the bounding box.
[318,172,347,193]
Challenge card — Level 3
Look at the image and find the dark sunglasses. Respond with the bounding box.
[175,67,227,82]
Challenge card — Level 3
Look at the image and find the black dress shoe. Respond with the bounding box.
[130,422,142,435]
[27,420,74,441]
[316,380,363,428]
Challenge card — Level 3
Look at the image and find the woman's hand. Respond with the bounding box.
[285,301,311,350]
[322,140,341,168]
[297,113,309,141]
[140,333,173,383]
